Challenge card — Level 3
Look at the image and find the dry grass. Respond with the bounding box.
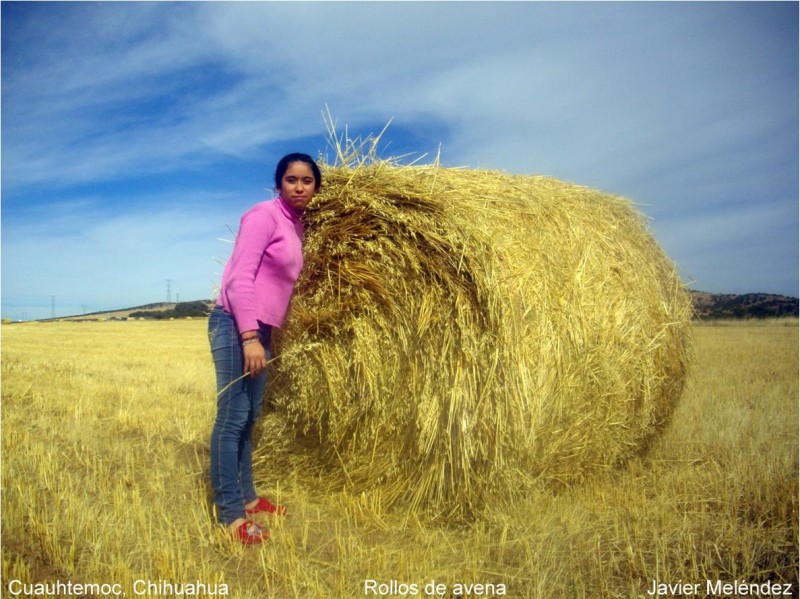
[1,318,796,598]
[261,151,692,521]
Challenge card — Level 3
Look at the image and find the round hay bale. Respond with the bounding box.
[260,156,693,519]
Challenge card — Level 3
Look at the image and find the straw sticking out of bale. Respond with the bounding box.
[257,136,693,520]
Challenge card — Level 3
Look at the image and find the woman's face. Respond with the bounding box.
[279,161,317,214]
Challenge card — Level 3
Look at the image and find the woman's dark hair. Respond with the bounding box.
[274,153,322,191]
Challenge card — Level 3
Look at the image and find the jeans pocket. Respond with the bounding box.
[208,316,219,346]
[213,311,241,354]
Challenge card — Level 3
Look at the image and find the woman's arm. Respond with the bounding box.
[225,206,274,378]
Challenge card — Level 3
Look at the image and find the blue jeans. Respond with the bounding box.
[208,305,271,526]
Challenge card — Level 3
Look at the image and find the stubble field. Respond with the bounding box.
[1,318,797,598]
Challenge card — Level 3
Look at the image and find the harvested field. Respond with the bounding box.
[1,319,796,597]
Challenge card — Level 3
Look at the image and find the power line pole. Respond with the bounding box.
[50,296,55,319]
[166,279,173,304]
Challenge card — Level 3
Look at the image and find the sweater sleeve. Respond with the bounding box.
[224,207,275,333]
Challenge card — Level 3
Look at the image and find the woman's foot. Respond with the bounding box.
[228,518,269,545]
[245,497,288,516]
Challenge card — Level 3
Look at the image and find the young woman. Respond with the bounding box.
[208,153,321,545]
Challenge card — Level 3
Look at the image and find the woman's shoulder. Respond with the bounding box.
[241,198,281,220]
[247,197,281,211]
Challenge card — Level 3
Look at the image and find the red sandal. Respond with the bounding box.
[233,520,269,545]
[246,497,288,516]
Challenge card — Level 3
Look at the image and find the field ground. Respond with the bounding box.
[1,319,797,598]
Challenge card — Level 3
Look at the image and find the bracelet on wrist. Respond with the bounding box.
[242,338,259,347]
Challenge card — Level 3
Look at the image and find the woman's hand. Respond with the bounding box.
[242,334,267,378]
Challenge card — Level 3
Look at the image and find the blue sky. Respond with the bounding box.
[2,1,797,321]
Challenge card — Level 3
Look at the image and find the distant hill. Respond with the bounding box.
[33,293,800,323]
[691,291,799,320]
[128,300,213,320]
[41,300,215,322]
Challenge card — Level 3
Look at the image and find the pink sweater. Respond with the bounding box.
[217,196,304,332]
